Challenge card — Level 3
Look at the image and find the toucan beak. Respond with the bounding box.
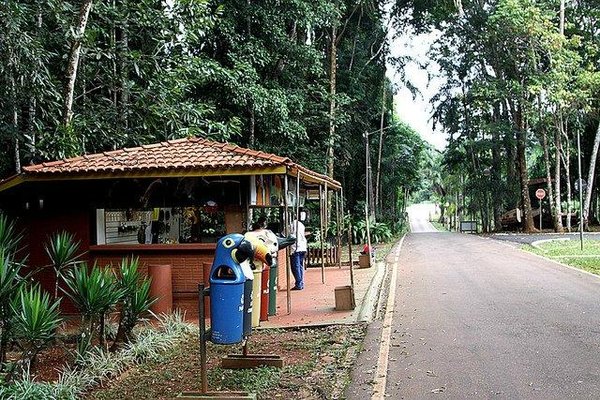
[277,235,296,250]
[242,235,273,266]
[253,241,272,266]
[234,239,254,263]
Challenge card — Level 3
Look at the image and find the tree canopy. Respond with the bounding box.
[1,0,429,227]
[395,0,600,232]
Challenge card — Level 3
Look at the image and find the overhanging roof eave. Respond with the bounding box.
[286,165,342,191]
[0,165,289,193]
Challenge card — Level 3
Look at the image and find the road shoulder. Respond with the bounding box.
[344,237,404,399]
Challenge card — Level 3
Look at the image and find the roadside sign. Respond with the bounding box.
[535,188,546,200]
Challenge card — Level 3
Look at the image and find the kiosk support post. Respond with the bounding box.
[198,283,209,394]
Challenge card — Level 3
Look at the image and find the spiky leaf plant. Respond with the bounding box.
[0,251,25,366]
[44,231,83,298]
[112,257,156,349]
[10,284,62,373]
[63,263,125,348]
[0,213,22,257]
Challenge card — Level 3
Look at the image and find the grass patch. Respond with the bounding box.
[86,324,366,400]
[0,313,195,400]
[375,239,398,262]
[430,221,446,231]
[524,239,600,274]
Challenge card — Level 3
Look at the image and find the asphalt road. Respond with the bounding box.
[386,232,600,399]
[348,232,600,399]
[408,204,438,233]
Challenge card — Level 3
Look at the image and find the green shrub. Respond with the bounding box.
[10,284,62,372]
[0,213,23,257]
[2,312,192,399]
[112,257,156,349]
[45,231,83,299]
[0,251,25,367]
[370,222,393,243]
[0,369,55,399]
[63,263,125,349]
[157,310,195,337]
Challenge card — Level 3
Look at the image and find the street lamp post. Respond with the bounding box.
[577,130,584,251]
[363,124,398,221]
[362,124,398,264]
[364,132,374,221]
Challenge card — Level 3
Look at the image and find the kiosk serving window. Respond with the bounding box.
[96,205,226,245]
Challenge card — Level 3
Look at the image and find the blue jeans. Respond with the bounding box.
[290,251,306,289]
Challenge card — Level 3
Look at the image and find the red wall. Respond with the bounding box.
[91,246,214,316]
[19,209,91,313]
[19,209,216,316]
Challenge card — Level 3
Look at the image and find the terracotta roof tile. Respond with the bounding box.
[19,137,341,189]
[22,138,279,174]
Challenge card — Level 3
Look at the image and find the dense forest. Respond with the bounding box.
[4,0,600,233]
[398,0,600,233]
[0,0,429,231]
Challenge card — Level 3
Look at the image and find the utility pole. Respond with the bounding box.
[365,132,370,218]
[364,132,375,221]
[577,130,584,250]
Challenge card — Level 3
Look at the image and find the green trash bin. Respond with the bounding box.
[268,262,278,316]
[269,235,296,316]
[251,261,262,327]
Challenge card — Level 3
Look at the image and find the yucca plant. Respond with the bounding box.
[111,257,156,350]
[0,213,23,258]
[63,263,125,349]
[0,251,25,367]
[45,231,83,299]
[73,330,93,366]
[10,284,62,374]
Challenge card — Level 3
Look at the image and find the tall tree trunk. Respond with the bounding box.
[492,137,503,230]
[592,188,598,224]
[492,104,503,231]
[248,104,255,149]
[375,80,386,216]
[26,98,36,158]
[515,106,536,232]
[538,96,557,231]
[25,6,43,162]
[540,129,557,231]
[559,0,565,36]
[562,131,572,232]
[110,0,117,121]
[583,120,600,229]
[119,9,129,132]
[559,114,572,231]
[13,110,20,173]
[326,24,337,179]
[505,132,518,205]
[62,0,94,127]
[245,0,253,149]
[9,75,21,173]
[554,117,564,232]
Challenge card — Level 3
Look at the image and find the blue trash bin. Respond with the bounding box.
[209,261,246,345]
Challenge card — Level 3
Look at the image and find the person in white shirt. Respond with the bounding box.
[289,210,309,290]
